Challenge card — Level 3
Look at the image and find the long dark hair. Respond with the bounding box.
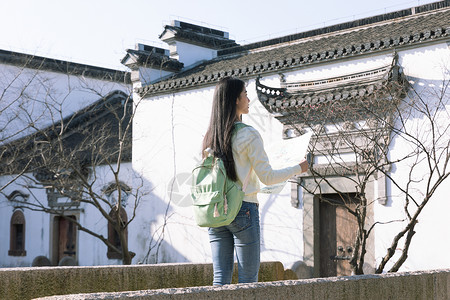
[202,77,245,182]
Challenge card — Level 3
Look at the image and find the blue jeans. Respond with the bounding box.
[208,201,260,285]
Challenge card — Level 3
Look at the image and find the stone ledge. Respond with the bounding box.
[0,261,288,300]
[36,269,450,300]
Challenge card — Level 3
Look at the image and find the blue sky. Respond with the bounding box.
[0,0,438,70]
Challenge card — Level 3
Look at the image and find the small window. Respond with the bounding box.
[107,207,128,259]
[103,182,131,208]
[7,190,29,204]
[9,210,26,256]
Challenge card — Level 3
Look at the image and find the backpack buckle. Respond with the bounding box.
[204,148,214,157]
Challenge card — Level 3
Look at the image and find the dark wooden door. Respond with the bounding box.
[319,194,358,277]
[58,216,77,262]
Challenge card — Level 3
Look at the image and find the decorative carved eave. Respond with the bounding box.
[6,190,30,202]
[257,64,400,180]
[255,63,407,126]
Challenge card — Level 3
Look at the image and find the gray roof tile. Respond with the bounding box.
[138,3,450,96]
[160,24,238,50]
[122,48,183,72]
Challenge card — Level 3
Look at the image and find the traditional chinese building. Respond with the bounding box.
[127,0,450,276]
[1,1,450,278]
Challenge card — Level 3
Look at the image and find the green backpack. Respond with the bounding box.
[191,123,250,227]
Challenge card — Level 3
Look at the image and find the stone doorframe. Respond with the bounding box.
[299,174,377,277]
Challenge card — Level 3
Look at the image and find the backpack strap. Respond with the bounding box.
[233,122,248,133]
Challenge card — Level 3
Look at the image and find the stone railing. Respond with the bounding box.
[0,261,294,300]
[38,268,450,300]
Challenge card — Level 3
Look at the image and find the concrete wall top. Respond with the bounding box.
[36,268,450,300]
[0,261,287,300]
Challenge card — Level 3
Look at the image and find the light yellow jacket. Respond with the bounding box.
[232,123,302,203]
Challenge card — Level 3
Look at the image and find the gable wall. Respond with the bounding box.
[0,62,129,143]
[170,41,218,68]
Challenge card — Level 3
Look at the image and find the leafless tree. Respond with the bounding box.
[0,55,48,193]
[0,55,144,265]
[374,72,450,273]
[286,65,449,274]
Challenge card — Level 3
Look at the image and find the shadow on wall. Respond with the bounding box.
[131,173,191,265]
[385,75,449,209]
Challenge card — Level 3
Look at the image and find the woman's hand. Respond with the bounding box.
[299,159,309,173]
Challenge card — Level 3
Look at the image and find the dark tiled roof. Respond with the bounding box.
[160,21,239,50]
[0,49,130,83]
[0,91,132,175]
[218,0,450,56]
[122,48,184,72]
[138,2,450,97]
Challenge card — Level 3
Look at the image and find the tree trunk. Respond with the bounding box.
[118,227,132,265]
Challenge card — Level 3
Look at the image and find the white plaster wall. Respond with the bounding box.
[173,41,217,68]
[374,42,450,272]
[133,86,214,263]
[138,67,173,86]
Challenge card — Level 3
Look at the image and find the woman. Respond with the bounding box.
[202,77,308,285]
